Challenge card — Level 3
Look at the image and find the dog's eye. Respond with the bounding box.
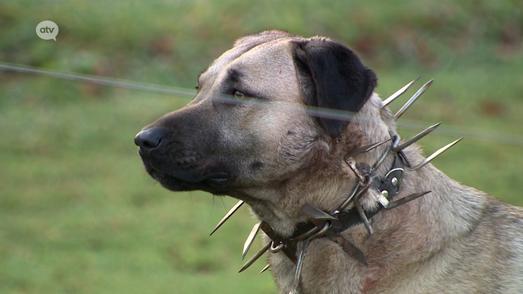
[233,90,246,99]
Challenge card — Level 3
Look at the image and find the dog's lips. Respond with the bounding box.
[139,151,232,192]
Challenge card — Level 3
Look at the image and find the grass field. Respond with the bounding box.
[1,1,522,293]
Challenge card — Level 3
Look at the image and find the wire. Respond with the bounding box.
[1,62,522,148]
[0,62,195,97]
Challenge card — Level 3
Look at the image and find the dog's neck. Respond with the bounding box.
[242,139,400,238]
[243,94,486,265]
[262,160,482,245]
[353,146,486,291]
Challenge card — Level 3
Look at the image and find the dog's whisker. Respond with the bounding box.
[393,122,442,152]
[238,242,271,273]
[382,78,419,108]
[209,200,244,236]
[242,222,262,259]
[385,191,432,210]
[394,80,433,119]
[408,138,463,170]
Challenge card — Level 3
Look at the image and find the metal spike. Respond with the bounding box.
[210,200,244,236]
[386,191,431,210]
[345,158,367,183]
[290,240,309,294]
[377,192,390,207]
[409,138,463,170]
[382,78,419,107]
[338,183,363,211]
[393,122,442,152]
[238,242,271,273]
[353,137,392,155]
[242,222,262,259]
[394,80,433,119]
[354,199,374,235]
[260,264,271,273]
[302,204,336,221]
[370,135,398,173]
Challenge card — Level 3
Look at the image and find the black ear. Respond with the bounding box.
[292,38,377,137]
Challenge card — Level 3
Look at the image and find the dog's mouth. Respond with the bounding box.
[139,152,233,194]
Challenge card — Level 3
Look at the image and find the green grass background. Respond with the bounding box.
[1,0,522,293]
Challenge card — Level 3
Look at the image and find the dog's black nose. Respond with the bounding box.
[134,127,167,150]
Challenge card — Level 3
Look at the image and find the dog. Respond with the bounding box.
[135,30,523,293]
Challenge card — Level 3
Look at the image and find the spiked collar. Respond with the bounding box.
[225,129,460,282]
[239,135,432,272]
[257,147,411,264]
[231,125,461,274]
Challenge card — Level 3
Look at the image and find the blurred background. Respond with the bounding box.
[0,0,522,293]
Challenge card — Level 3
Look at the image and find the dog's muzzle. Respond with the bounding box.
[134,127,232,193]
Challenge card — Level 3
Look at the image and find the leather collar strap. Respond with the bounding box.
[260,151,409,264]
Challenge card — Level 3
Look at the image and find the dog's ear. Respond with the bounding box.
[292,38,377,137]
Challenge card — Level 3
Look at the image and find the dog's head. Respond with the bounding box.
[136,31,389,232]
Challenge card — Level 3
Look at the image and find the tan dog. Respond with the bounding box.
[135,31,523,293]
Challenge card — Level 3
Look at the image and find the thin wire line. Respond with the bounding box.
[0,62,196,97]
[1,62,522,148]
